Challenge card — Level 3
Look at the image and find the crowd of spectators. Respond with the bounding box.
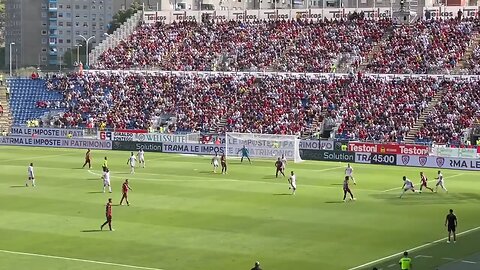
[44,72,324,134]
[335,77,436,142]
[417,80,480,144]
[93,18,480,74]
[367,18,478,74]
[93,18,391,73]
[42,72,480,143]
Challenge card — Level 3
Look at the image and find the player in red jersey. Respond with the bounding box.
[221,153,228,174]
[100,198,114,231]
[275,157,285,178]
[343,176,355,202]
[82,149,91,169]
[119,179,132,206]
[419,172,433,193]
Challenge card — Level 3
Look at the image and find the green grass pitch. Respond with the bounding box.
[0,146,479,270]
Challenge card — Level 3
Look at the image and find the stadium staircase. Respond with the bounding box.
[358,26,394,72]
[404,89,446,143]
[7,78,64,126]
[453,32,480,74]
[89,11,143,67]
[0,82,12,132]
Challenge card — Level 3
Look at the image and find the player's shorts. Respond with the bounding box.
[139,158,145,163]
[346,173,353,177]
[448,225,456,232]
[106,216,112,222]
[130,164,135,168]
[85,158,91,163]
[404,186,414,191]
[104,180,111,186]
[420,182,427,187]
[221,162,226,167]
[436,181,444,186]
[291,183,297,190]
[344,188,351,193]
[29,175,35,179]
[213,161,219,167]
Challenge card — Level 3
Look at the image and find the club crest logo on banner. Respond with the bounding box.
[436,157,445,167]
[401,155,410,165]
[419,156,428,166]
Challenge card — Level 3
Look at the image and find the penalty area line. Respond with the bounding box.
[347,225,480,270]
[0,249,165,270]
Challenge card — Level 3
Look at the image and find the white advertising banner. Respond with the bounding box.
[133,133,187,143]
[143,8,392,24]
[424,6,479,19]
[162,142,224,155]
[434,147,478,159]
[0,136,112,150]
[10,127,84,138]
[397,154,480,171]
[299,139,334,151]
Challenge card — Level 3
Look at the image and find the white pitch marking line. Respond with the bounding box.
[347,226,480,270]
[0,249,164,270]
[381,173,465,193]
[461,260,477,264]
[87,170,380,192]
[415,255,433,258]
[387,264,395,268]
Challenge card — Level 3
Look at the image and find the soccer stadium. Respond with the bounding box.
[1,0,480,270]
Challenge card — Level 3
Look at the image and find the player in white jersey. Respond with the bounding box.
[280,154,287,174]
[211,153,220,173]
[399,176,417,198]
[102,168,112,193]
[288,171,296,195]
[434,170,448,193]
[26,163,35,187]
[345,163,356,184]
[137,149,145,168]
[127,152,137,174]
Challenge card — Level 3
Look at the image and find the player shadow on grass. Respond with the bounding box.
[81,230,103,233]
[324,201,344,204]
[87,191,105,194]
[273,193,292,196]
[10,185,27,188]
[198,171,214,174]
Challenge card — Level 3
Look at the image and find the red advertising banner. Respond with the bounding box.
[348,142,429,156]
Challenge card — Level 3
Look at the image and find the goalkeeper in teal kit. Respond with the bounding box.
[237,145,251,164]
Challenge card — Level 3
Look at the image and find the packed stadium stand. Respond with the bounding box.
[416,79,480,144]
[6,14,480,146]
[92,18,480,74]
[366,19,479,74]
[93,19,391,72]
[38,72,480,145]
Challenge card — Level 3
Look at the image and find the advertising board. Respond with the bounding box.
[143,8,392,24]
[299,139,334,151]
[397,155,480,171]
[300,150,355,162]
[348,142,429,156]
[0,136,112,150]
[163,143,224,155]
[10,127,84,138]
[112,141,163,152]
